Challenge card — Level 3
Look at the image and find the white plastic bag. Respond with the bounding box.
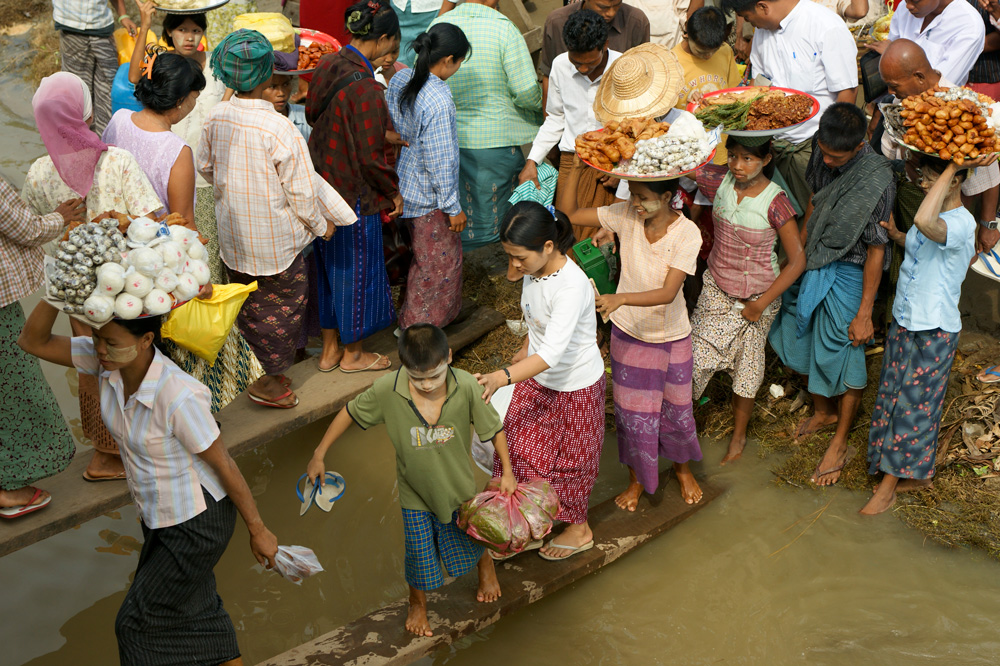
[471,384,516,474]
[274,545,324,585]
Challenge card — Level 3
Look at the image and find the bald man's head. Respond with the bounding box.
[879,38,940,100]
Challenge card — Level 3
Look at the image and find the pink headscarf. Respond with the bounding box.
[31,72,108,198]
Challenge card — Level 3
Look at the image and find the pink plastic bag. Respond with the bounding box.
[458,478,560,554]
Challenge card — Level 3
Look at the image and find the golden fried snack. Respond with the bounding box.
[898,89,998,165]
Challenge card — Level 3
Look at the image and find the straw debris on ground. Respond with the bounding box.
[695,329,1000,560]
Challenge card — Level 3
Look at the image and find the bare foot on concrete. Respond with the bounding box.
[614,481,643,512]
[720,434,747,465]
[476,553,501,602]
[406,587,433,637]
[675,462,703,504]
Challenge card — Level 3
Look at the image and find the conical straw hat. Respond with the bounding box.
[593,43,684,124]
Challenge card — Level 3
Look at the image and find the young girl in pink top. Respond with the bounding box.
[560,159,704,510]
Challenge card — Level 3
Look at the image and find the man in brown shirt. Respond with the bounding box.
[539,0,651,107]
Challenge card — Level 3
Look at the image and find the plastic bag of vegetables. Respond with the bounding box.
[458,478,560,554]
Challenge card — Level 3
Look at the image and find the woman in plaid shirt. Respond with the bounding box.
[387,23,470,330]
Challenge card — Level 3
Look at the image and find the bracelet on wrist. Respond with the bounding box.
[118,14,130,23]
[502,368,512,385]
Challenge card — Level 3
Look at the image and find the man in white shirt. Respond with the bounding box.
[878,38,1000,253]
[868,0,986,87]
[721,0,859,217]
[519,9,622,240]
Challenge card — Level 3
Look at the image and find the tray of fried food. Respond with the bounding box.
[898,88,997,165]
[575,117,671,171]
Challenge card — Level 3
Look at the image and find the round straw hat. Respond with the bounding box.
[593,44,684,124]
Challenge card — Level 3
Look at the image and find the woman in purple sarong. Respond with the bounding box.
[559,157,705,508]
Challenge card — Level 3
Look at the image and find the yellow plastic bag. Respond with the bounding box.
[233,13,296,53]
[114,27,159,65]
[161,282,257,366]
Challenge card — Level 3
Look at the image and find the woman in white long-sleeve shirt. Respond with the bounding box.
[476,201,605,561]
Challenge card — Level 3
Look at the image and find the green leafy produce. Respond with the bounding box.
[695,94,761,131]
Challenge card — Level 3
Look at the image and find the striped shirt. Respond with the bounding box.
[196,96,357,276]
[52,0,114,33]
[71,337,225,529]
[387,69,462,218]
[430,3,542,149]
[0,177,65,307]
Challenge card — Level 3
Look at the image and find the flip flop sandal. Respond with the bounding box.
[0,487,51,519]
[316,362,340,373]
[538,539,595,561]
[340,353,391,374]
[82,469,127,482]
[490,540,544,561]
[277,374,292,387]
[810,445,857,485]
[977,365,1000,384]
[296,472,346,516]
[795,416,836,440]
[248,389,299,409]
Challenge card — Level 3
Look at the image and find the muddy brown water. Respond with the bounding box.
[3,24,1000,666]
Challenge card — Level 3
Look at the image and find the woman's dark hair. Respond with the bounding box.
[720,0,759,14]
[110,314,168,355]
[401,23,470,109]
[686,6,728,50]
[726,135,776,179]
[500,201,576,254]
[134,47,207,113]
[817,102,867,152]
[345,0,401,42]
[563,9,608,53]
[398,323,450,371]
[162,13,207,48]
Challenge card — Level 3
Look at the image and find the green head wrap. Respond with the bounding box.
[731,134,772,148]
[210,29,275,93]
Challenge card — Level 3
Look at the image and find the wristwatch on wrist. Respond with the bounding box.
[980,218,999,230]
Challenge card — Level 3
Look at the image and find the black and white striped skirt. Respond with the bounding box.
[115,489,239,666]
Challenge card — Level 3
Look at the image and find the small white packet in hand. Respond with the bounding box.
[274,545,324,585]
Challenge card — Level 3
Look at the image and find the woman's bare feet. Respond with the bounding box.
[614,467,643,512]
[538,522,593,559]
[0,486,49,509]
[84,450,126,481]
[675,462,703,504]
[720,434,747,465]
[476,552,501,602]
[860,474,901,515]
[874,478,933,494]
[248,375,297,406]
[406,587,433,637]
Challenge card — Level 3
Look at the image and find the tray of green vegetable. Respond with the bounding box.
[686,86,820,137]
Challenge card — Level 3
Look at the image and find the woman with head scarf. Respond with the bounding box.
[22,71,162,484]
[306,0,401,374]
[198,29,357,409]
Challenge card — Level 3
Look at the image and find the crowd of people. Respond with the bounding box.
[2,0,1000,657]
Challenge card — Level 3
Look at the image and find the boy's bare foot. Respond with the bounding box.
[675,462,703,504]
[795,412,838,439]
[406,587,433,637]
[720,434,747,465]
[0,486,50,509]
[476,553,501,603]
[614,481,643,512]
[538,522,592,559]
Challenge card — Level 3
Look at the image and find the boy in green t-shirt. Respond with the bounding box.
[307,324,517,637]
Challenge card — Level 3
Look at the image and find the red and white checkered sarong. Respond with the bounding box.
[493,376,606,524]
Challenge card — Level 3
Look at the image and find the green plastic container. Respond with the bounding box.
[572,239,616,295]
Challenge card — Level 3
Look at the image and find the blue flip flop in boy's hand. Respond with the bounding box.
[296,472,346,515]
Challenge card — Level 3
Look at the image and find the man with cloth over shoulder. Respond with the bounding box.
[721,0,859,218]
[768,103,895,487]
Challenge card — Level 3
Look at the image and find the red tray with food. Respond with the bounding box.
[687,86,820,137]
